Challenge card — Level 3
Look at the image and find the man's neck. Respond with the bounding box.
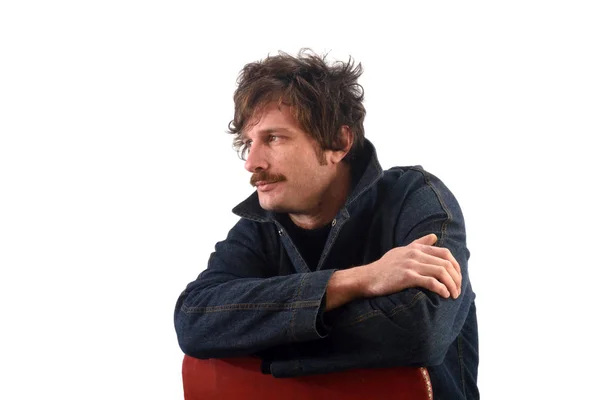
[288,163,352,230]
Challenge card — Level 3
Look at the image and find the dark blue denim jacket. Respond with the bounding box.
[175,140,479,399]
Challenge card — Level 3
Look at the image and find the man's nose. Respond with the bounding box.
[244,144,268,173]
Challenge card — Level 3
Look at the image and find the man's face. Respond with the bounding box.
[242,102,334,214]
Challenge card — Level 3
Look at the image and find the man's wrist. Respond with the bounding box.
[325,265,370,311]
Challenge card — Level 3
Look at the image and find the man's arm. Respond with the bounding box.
[175,218,462,363]
[266,169,475,377]
[325,232,461,311]
[174,218,337,359]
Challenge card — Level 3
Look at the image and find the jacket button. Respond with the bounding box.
[332,219,337,227]
[278,229,283,236]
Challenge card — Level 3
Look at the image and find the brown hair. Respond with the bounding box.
[228,49,366,162]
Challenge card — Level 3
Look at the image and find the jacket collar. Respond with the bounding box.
[232,139,384,223]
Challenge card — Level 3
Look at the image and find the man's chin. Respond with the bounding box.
[258,202,287,213]
[258,198,292,213]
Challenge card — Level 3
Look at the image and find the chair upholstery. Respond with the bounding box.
[182,355,432,399]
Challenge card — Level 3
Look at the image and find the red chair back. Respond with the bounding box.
[182,355,432,399]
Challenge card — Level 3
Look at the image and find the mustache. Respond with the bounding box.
[250,171,287,187]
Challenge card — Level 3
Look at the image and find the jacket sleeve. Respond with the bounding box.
[174,217,336,359]
[267,170,476,377]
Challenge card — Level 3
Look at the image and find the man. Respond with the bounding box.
[174,50,479,399]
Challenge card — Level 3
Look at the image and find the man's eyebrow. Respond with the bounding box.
[241,127,293,141]
[260,127,293,135]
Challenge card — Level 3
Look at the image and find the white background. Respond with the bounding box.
[1,1,599,399]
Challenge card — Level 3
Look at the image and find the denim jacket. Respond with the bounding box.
[175,140,479,399]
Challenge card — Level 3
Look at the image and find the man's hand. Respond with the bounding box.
[361,233,462,299]
[326,234,462,311]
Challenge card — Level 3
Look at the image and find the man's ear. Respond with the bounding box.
[330,125,354,164]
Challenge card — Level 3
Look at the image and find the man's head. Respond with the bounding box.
[229,49,366,163]
[228,50,366,220]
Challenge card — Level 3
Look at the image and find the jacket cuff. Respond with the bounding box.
[288,269,337,342]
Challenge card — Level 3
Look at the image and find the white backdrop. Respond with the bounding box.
[1,1,599,399]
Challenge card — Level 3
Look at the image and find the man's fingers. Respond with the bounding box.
[412,233,438,246]
[417,263,460,299]
[416,252,461,294]
[419,245,461,278]
[414,275,450,299]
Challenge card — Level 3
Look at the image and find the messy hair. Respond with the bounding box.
[227,49,366,161]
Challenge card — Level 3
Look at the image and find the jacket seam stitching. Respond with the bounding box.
[458,333,467,396]
[181,300,320,313]
[316,219,344,271]
[414,168,453,244]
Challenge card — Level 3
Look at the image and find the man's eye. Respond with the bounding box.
[268,135,278,142]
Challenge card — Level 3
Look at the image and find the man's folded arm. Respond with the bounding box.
[174,218,336,359]
[267,179,476,377]
[267,225,474,377]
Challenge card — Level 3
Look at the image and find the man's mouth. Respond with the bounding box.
[255,181,282,192]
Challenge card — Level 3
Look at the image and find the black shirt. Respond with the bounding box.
[280,215,332,271]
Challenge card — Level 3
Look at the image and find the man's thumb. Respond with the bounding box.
[413,233,438,246]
